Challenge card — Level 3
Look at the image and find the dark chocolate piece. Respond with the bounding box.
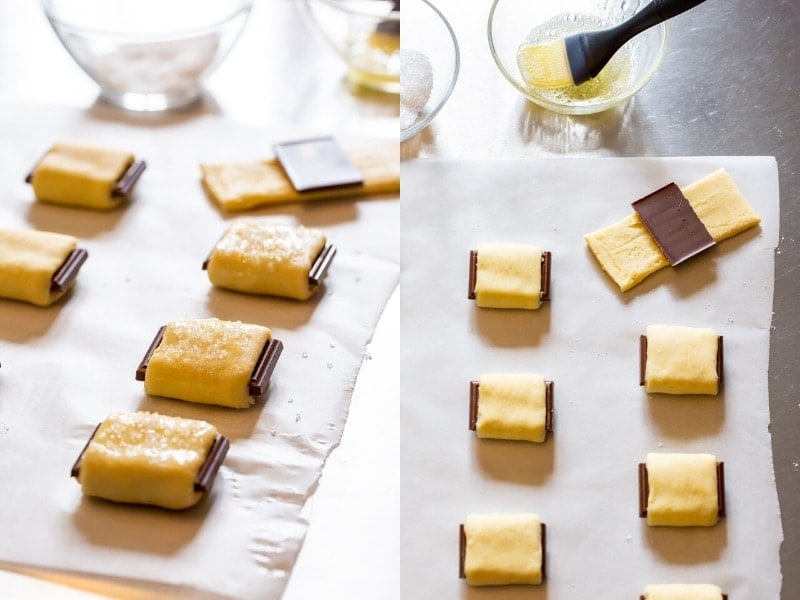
[70,423,101,478]
[459,521,546,580]
[469,380,554,435]
[467,250,478,300]
[249,338,284,397]
[135,325,167,381]
[468,250,551,301]
[632,182,716,266]
[639,335,724,388]
[308,244,337,287]
[273,136,364,193]
[112,160,147,197]
[26,158,146,198]
[50,248,88,293]
[194,434,230,492]
[639,461,725,518]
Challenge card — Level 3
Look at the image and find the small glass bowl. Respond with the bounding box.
[41,0,253,112]
[300,0,401,94]
[400,0,460,142]
[488,0,668,115]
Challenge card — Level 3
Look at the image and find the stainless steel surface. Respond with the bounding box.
[403,0,799,596]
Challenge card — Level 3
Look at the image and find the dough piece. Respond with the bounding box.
[144,317,272,408]
[644,324,719,395]
[642,584,724,600]
[683,168,761,242]
[30,141,136,210]
[76,412,222,510]
[476,373,547,443]
[645,452,720,527]
[584,169,761,291]
[583,213,669,292]
[200,143,399,211]
[0,228,79,306]
[474,243,544,309]
[463,513,543,586]
[206,220,327,300]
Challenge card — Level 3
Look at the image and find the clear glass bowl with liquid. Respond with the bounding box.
[488,0,669,115]
[42,0,253,112]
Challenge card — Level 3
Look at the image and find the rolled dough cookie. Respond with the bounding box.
[73,411,228,510]
[642,584,725,600]
[141,317,277,408]
[475,373,549,443]
[29,141,139,210]
[644,452,722,527]
[472,243,545,309]
[643,324,720,395]
[205,219,331,300]
[0,228,85,306]
[200,142,399,211]
[462,513,544,586]
[584,169,761,291]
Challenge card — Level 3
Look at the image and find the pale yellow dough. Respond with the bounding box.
[144,317,272,408]
[645,452,720,527]
[476,373,547,442]
[584,169,761,291]
[78,412,219,510]
[200,143,399,211]
[207,220,327,300]
[643,584,724,600]
[474,243,543,309]
[464,513,543,586]
[583,213,668,292]
[645,324,719,395]
[0,228,78,306]
[31,141,135,210]
[682,168,761,242]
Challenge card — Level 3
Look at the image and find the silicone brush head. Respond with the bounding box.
[517,39,574,89]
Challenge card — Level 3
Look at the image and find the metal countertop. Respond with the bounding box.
[403,0,799,596]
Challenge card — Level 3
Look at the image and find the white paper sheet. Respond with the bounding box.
[401,157,781,598]
[0,100,398,599]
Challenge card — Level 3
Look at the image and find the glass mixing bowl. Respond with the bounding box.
[42,0,253,112]
[488,0,669,115]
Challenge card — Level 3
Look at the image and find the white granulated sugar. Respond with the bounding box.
[400,49,433,129]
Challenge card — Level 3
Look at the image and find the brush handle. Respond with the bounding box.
[568,0,709,83]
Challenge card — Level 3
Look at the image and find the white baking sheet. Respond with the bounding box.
[0,100,398,599]
[401,157,781,598]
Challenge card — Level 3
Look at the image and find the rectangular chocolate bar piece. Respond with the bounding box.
[632,182,716,266]
[273,136,364,193]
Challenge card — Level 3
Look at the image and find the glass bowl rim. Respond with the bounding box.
[400,0,461,142]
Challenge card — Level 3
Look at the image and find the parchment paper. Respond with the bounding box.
[0,100,398,599]
[401,157,781,598]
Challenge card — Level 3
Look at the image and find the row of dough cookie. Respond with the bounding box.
[0,220,335,306]
[26,139,399,211]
